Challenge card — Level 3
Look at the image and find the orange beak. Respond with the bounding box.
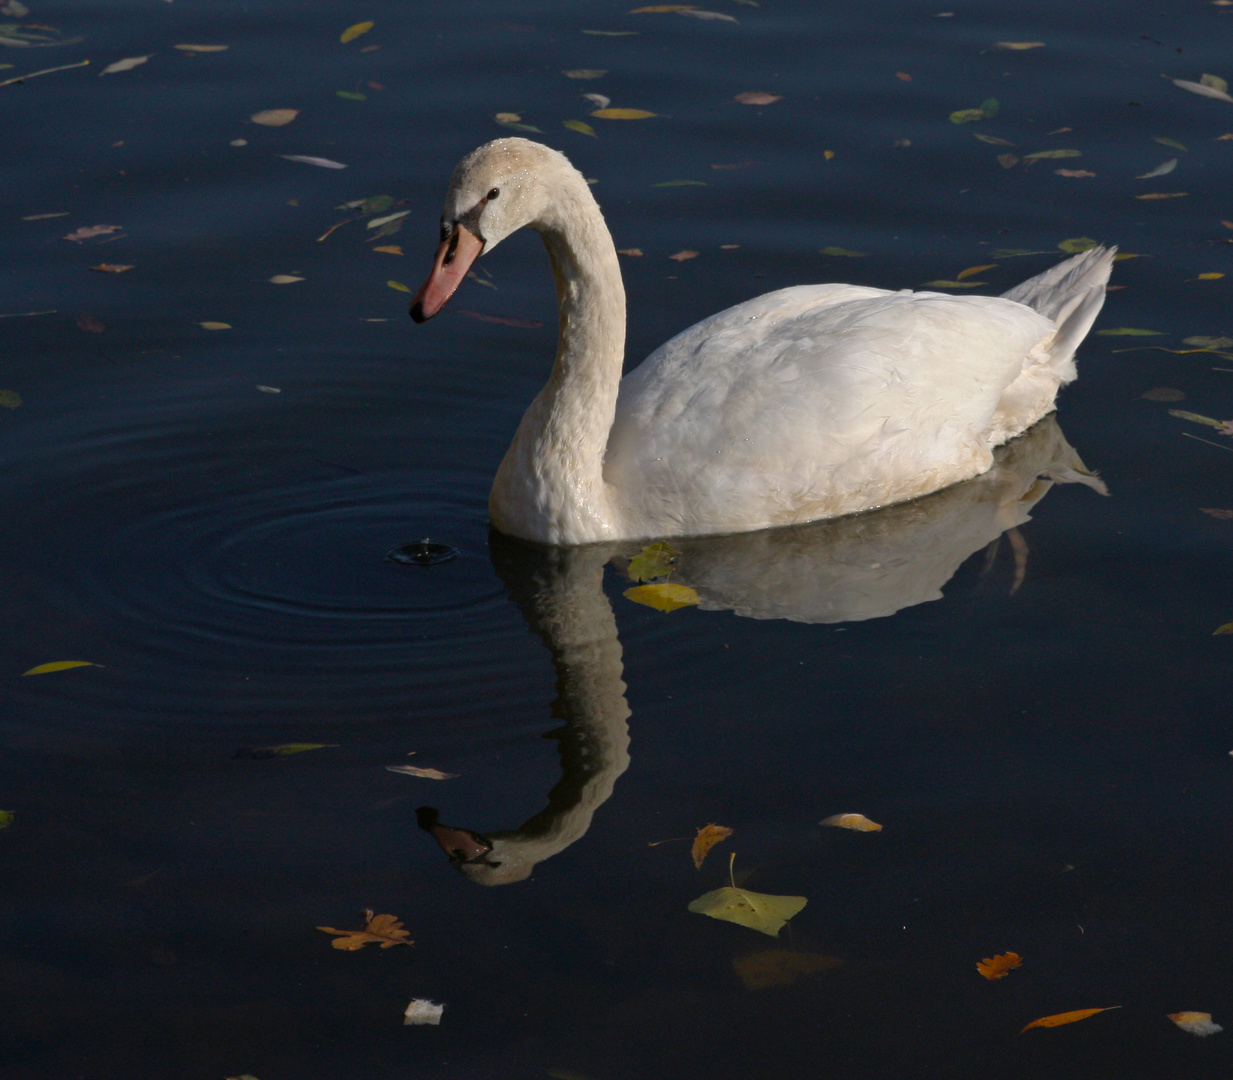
[409,223,485,323]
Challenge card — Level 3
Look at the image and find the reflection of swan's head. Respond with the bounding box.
[411,139,588,322]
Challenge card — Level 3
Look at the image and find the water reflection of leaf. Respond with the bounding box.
[734,948,841,990]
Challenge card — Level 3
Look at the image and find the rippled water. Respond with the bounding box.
[3,1,1233,1078]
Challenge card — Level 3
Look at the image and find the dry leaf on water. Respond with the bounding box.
[269,274,304,284]
[689,887,807,937]
[199,321,231,330]
[591,107,657,120]
[64,224,122,242]
[994,41,1045,49]
[90,263,134,273]
[669,250,699,261]
[0,390,21,409]
[250,108,298,126]
[22,660,100,675]
[282,155,347,169]
[340,21,374,43]
[1168,1011,1223,1036]
[318,909,414,950]
[100,55,151,76]
[404,998,444,1025]
[735,91,782,105]
[1021,1007,1119,1033]
[385,764,459,780]
[627,540,679,581]
[0,810,13,829]
[692,824,733,868]
[624,582,699,612]
[977,952,1022,979]
[733,948,841,990]
[174,44,228,52]
[820,812,882,831]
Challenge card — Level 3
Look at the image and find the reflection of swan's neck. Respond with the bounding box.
[461,544,631,885]
[489,182,627,544]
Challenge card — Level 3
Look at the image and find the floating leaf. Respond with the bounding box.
[22,660,100,675]
[199,321,231,330]
[251,108,298,126]
[692,824,733,869]
[977,952,1022,979]
[387,280,410,293]
[980,97,999,117]
[232,743,337,759]
[922,280,986,288]
[1214,622,1233,635]
[174,43,229,52]
[0,389,21,409]
[820,246,868,257]
[1200,508,1233,520]
[100,55,151,76]
[1136,158,1178,178]
[1024,149,1081,159]
[340,21,373,44]
[1154,136,1188,151]
[256,385,280,394]
[679,8,739,19]
[820,812,882,831]
[994,41,1044,50]
[281,155,347,169]
[957,264,996,280]
[89,263,134,273]
[336,90,366,100]
[1058,236,1099,253]
[366,210,409,230]
[583,92,611,109]
[494,112,543,132]
[1168,409,1225,429]
[0,810,12,829]
[997,153,1020,169]
[689,887,807,937]
[404,999,444,1026]
[563,119,597,137]
[1198,272,1225,280]
[562,68,607,78]
[63,224,122,242]
[269,274,304,284]
[1141,387,1185,401]
[668,249,700,260]
[1097,327,1161,336]
[624,582,699,612]
[1055,168,1096,177]
[734,91,782,105]
[1021,1007,1120,1034]
[1170,78,1233,103]
[733,948,840,990]
[1169,1011,1223,1036]
[318,909,413,950]
[973,133,1017,146]
[385,764,459,780]
[373,245,402,255]
[617,247,644,257]
[591,107,657,119]
[950,108,987,124]
[1184,335,1233,348]
[896,71,912,81]
[628,540,679,581]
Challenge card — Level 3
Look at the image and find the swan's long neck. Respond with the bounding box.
[489,179,627,545]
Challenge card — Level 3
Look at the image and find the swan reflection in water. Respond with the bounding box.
[416,416,1105,885]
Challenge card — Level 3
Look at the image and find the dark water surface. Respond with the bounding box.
[3,1,1233,1077]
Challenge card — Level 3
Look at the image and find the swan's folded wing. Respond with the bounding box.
[605,284,1055,534]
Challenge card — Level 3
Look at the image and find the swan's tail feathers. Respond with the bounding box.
[1001,245,1117,373]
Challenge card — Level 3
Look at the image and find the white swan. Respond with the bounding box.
[411,137,1115,546]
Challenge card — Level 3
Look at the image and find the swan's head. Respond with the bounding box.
[410,138,581,323]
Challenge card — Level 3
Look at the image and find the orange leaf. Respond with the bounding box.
[317,909,414,950]
[1021,1007,1119,1033]
[691,823,733,869]
[957,263,996,280]
[976,951,1022,979]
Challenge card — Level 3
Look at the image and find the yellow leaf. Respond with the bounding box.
[174,44,229,52]
[199,321,231,330]
[591,107,657,120]
[340,21,374,44]
[624,582,699,612]
[823,149,835,160]
[1168,1011,1223,1036]
[1197,272,1224,280]
[1213,621,1233,635]
[22,660,100,676]
[692,823,733,869]
[1135,192,1188,200]
[1058,236,1099,253]
[0,810,12,829]
[250,108,298,126]
[1021,1007,1119,1033]
[957,263,997,280]
[563,119,597,137]
[820,812,882,831]
[387,280,411,293]
[994,41,1045,49]
[733,948,841,990]
[688,887,807,937]
[976,952,1022,979]
[373,245,403,255]
[269,274,304,284]
[627,540,680,581]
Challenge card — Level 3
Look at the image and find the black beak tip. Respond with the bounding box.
[409,301,429,324]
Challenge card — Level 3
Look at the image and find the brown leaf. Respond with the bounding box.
[89,263,134,273]
[76,311,105,333]
[976,952,1022,979]
[1055,169,1096,177]
[617,247,644,256]
[1135,192,1188,200]
[997,153,1020,169]
[317,909,414,950]
[734,91,782,105]
[1200,508,1233,520]
[668,250,699,261]
[1021,1007,1119,1033]
[691,823,733,869]
[63,224,122,242]
[733,948,841,990]
[895,71,912,81]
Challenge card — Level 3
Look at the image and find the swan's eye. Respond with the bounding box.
[487,187,500,201]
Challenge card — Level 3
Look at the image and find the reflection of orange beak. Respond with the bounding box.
[409,223,485,323]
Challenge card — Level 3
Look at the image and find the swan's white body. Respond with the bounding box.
[412,138,1114,546]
